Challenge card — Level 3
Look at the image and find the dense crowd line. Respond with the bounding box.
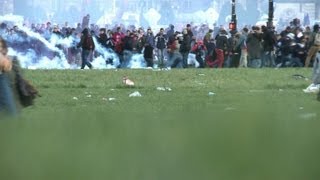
[0,16,319,69]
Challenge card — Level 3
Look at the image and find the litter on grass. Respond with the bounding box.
[129,91,142,97]
[156,87,172,91]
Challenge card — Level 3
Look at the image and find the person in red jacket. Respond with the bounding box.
[191,41,206,68]
[112,27,125,66]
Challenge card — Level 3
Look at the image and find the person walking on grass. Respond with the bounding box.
[303,51,320,93]
[304,24,320,67]
[78,28,94,69]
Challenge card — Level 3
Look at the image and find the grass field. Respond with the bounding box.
[0,68,319,180]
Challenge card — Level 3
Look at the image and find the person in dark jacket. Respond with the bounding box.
[261,25,277,67]
[180,29,191,68]
[155,28,167,68]
[247,26,263,68]
[98,28,108,49]
[215,29,229,67]
[144,42,154,68]
[166,24,175,44]
[77,28,94,69]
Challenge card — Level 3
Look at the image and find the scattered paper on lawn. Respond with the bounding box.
[129,91,142,97]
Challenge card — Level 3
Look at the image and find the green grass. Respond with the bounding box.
[0,68,319,180]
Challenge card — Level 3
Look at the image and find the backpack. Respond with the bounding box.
[12,59,39,107]
[314,33,320,46]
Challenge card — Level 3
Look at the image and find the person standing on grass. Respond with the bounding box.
[78,28,94,69]
[237,28,249,68]
[304,24,320,67]
[0,38,17,117]
[180,29,191,68]
[247,26,263,68]
[215,29,229,67]
[144,28,155,68]
[261,25,277,67]
[303,51,320,93]
[155,28,167,68]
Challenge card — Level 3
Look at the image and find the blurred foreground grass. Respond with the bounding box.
[0,68,319,180]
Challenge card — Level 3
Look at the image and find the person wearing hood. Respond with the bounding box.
[77,28,94,69]
[215,29,229,67]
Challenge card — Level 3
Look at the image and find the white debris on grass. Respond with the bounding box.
[198,73,206,76]
[166,87,172,91]
[72,97,78,100]
[86,94,92,98]
[208,92,215,96]
[156,87,172,91]
[129,91,142,97]
[103,97,116,101]
[157,87,166,91]
[225,107,236,111]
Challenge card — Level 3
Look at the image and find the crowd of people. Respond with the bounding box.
[1,16,320,116]
[0,17,319,70]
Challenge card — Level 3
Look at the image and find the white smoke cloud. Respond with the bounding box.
[92,37,120,69]
[7,47,71,69]
[127,54,146,69]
